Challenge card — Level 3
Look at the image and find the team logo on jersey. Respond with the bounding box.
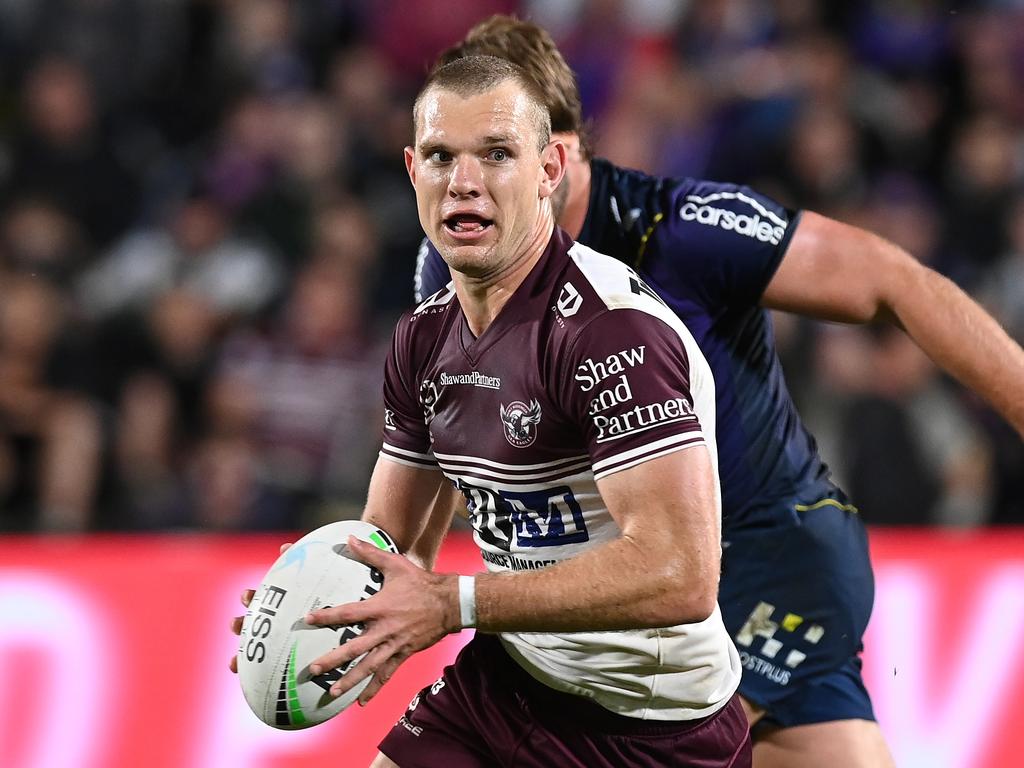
[419,380,442,425]
[384,408,397,431]
[499,399,542,447]
[556,281,583,318]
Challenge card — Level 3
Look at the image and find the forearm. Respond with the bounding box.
[767,212,1024,437]
[473,451,721,633]
[359,456,446,554]
[474,532,717,633]
[886,258,1024,437]
[404,483,460,570]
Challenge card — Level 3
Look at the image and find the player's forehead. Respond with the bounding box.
[415,81,537,149]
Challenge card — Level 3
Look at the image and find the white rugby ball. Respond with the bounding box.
[237,520,399,729]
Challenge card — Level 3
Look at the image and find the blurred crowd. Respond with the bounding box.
[0,0,1021,532]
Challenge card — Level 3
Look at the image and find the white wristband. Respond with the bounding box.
[458,575,477,629]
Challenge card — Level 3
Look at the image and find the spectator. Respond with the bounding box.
[77,189,282,320]
[0,272,101,531]
[205,259,385,529]
[4,55,140,248]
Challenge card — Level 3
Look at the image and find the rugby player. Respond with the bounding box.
[409,16,1024,768]
[303,55,751,767]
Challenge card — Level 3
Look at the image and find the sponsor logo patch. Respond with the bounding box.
[412,284,456,315]
[593,396,695,442]
[556,281,583,318]
[680,192,787,245]
[734,601,825,682]
[575,346,646,392]
[438,371,501,389]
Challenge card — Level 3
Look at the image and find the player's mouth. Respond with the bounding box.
[443,213,494,240]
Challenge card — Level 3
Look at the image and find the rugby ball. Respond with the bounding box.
[237,520,400,729]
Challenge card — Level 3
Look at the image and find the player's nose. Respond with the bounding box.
[447,155,482,198]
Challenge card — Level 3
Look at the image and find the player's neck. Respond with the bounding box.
[553,134,592,239]
[455,220,554,338]
[557,156,591,239]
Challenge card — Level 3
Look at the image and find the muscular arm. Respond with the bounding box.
[307,445,721,702]
[763,211,1024,437]
[475,446,720,632]
[359,455,448,554]
[403,481,460,570]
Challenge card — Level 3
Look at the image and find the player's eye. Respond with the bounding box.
[487,148,509,162]
[427,150,452,163]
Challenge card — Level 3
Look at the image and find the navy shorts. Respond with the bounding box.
[718,492,876,729]
[379,633,751,768]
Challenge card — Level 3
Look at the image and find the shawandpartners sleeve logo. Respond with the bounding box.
[680,191,787,245]
[575,344,696,442]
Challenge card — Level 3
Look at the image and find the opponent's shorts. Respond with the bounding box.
[719,491,876,729]
[378,633,751,768]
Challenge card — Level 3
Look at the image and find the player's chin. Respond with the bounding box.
[439,243,495,277]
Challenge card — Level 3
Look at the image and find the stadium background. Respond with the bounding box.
[0,1,1022,766]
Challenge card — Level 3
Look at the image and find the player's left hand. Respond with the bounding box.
[229,542,293,673]
[305,535,461,705]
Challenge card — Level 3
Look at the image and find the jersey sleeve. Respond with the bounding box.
[379,318,437,470]
[413,238,451,303]
[646,179,800,307]
[559,308,707,481]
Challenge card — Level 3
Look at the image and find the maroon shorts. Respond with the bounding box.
[378,633,751,768]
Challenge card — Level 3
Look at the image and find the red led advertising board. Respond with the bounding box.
[0,530,1021,768]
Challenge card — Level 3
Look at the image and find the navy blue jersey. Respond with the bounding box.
[415,159,836,529]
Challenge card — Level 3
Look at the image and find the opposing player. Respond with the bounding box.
[410,16,1024,768]
[301,56,751,767]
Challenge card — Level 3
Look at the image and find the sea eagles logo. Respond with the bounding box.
[500,399,542,448]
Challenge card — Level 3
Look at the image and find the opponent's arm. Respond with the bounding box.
[763,211,1024,437]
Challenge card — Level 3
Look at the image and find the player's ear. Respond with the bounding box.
[539,138,567,200]
[404,146,417,186]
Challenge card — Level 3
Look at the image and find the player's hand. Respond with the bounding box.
[229,542,292,673]
[305,535,461,706]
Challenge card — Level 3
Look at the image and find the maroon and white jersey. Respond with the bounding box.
[381,228,741,720]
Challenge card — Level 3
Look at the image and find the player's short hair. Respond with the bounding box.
[414,55,552,153]
[433,15,591,159]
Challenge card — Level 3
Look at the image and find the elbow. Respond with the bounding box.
[869,241,926,325]
[670,589,717,625]
[651,559,719,626]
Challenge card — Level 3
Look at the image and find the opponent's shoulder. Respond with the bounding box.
[660,176,796,249]
[413,237,451,303]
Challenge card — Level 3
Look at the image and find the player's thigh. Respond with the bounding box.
[752,719,895,768]
[369,753,400,768]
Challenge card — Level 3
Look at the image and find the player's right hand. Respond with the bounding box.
[229,543,291,673]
